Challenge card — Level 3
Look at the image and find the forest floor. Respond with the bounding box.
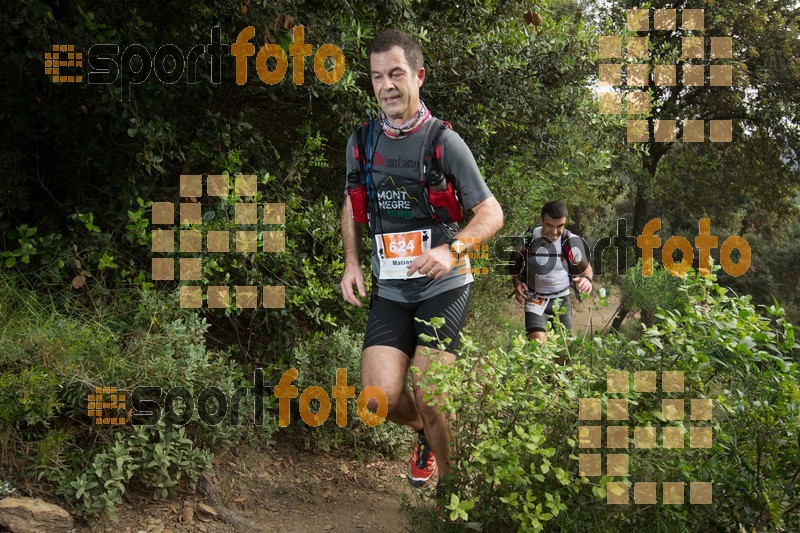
[76,294,622,533]
[78,435,414,533]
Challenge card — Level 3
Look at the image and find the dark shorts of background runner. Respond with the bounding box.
[362,284,471,357]
[525,296,573,333]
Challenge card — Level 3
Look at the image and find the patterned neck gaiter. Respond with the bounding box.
[380,100,431,138]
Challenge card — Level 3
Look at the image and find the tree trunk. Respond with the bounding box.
[633,149,659,236]
[610,306,628,331]
[632,183,650,238]
[612,149,660,331]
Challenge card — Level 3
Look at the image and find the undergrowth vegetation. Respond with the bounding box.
[1,0,798,529]
[1,259,798,531]
[411,267,799,532]
[0,270,408,518]
[0,274,269,517]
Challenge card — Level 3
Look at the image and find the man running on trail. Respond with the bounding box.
[512,201,593,344]
[340,29,503,487]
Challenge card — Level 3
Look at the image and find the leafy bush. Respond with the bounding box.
[0,273,277,517]
[0,366,61,429]
[59,423,212,515]
[416,325,583,531]
[618,260,688,326]
[413,270,799,531]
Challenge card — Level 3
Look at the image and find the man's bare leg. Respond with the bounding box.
[529,330,571,365]
[361,345,423,430]
[411,346,456,475]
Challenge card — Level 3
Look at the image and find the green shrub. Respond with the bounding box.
[0,366,61,429]
[416,326,582,531]
[59,422,212,516]
[618,260,688,326]
[0,273,275,517]
[413,270,799,531]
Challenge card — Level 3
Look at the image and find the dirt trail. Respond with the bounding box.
[571,293,622,336]
[80,434,413,533]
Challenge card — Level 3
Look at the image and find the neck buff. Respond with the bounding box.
[380,100,431,138]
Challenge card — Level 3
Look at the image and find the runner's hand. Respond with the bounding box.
[341,265,367,307]
[406,244,453,280]
[514,282,528,305]
[572,276,592,295]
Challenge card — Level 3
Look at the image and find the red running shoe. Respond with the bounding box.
[408,434,437,487]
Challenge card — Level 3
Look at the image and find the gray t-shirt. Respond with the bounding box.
[525,227,587,298]
[345,118,493,303]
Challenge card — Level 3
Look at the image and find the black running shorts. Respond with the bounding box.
[525,295,573,334]
[362,285,471,357]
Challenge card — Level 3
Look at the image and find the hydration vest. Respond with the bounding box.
[515,227,583,297]
[346,117,463,234]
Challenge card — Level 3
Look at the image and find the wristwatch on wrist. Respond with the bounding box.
[449,238,467,257]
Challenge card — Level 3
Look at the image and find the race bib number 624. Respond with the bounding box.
[381,232,421,258]
[375,229,431,279]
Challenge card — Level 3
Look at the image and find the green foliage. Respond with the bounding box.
[600,0,800,245]
[731,211,800,322]
[1,0,798,526]
[466,275,525,353]
[416,326,580,531]
[28,428,75,484]
[1,225,39,268]
[59,423,212,516]
[618,261,688,326]
[0,274,273,516]
[0,366,61,429]
[413,271,799,531]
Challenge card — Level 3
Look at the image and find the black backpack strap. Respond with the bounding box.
[560,229,583,299]
[522,226,537,250]
[560,228,572,261]
[515,226,537,284]
[353,118,379,235]
[354,120,372,184]
[562,229,582,276]
[420,119,452,183]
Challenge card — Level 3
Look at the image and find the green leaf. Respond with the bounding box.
[430,316,446,329]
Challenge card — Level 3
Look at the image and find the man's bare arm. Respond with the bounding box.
[342,196,362,267]
[340,196,367,306]
[453,195,504,252]
[573,262,594,294]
